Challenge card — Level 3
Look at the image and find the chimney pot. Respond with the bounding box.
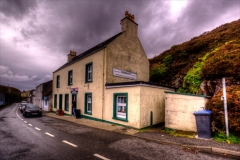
[68,50,76,62]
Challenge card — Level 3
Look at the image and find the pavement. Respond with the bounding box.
[43,111,240,158]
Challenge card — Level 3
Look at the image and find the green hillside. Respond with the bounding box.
[149,19,240,135]
[150,19,240,94]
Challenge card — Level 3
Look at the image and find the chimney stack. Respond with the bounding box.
[68,50,76,62]
[121,11,138,37]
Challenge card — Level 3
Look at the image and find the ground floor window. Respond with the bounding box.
[113,93,128,121]
[84,93,92,114]
[45,100,47,106]
[65,94,69,111]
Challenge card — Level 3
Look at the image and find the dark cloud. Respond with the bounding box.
[0,0,239,91]
[179,0,240,33]
[145,0,240,57]
[38,0,154,55]
[0,0,37,20]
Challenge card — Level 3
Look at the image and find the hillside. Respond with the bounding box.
[149,19,240,135]
[0,85,21,94]
[149,19,240,96]
[0,85,22,104]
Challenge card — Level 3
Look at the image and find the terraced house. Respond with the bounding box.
[52,12,174,129]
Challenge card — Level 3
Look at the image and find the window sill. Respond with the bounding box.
[112,117,128,122]
[84,112,92,115]
[85,81,93,83]
[68,84,73,86]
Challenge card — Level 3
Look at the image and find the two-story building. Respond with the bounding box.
[33,80,52,111]
[52,12,174,129]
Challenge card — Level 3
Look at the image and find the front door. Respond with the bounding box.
[59,94,62,110]
[72,94,77,115]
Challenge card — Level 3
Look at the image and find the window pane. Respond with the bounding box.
[86,64,92,81]
[87,103,91,112]
[116,96,126,119]
[86,94,92,113]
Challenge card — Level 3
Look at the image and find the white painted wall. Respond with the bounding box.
[165,92,209,132]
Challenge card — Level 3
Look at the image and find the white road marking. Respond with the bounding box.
[24,121,27,123]
[62,140,77,147]
[21,119,23,120]
[28,124,32,126]
[45,132,55,137]
[35,127,41,130]
[94,154,110,160]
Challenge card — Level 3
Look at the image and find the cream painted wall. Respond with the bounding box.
[104,86,141,128]
[106,30,149,83]
[139,86,174,128]
[52,50,104,118]
[165,93,209,132]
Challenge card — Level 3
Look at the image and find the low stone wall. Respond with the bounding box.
[165,92,209,132]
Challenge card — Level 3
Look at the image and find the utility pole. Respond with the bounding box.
[222,77,229,137]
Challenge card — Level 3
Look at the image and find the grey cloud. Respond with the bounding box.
[1,0,239,91]
[179,0,240,32]
[41,0,153,55]
[21,21,46,39]
[146,0,240,58]
[0,0,37,20]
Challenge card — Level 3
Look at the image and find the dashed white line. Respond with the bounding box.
[35,127,41,130]
[94,154,110,160]
[28,124,32,126]
[62,140,77,147]
[24,121,27,123]
[45,132,55,137]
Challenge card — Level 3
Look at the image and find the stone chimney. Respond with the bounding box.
[68,50,76,62]
[120,11,138,37]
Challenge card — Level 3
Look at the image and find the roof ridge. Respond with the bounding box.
[54,32,123,73]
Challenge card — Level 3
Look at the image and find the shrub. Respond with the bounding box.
[178,53,209,94]
[206,85,240,136]
[202,43,240,80]
[163,55,172,64]
[178,50,188,60]
[150,64,168,81]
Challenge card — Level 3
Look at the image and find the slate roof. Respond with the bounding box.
[42,80,52,98]
[54,32,123,73]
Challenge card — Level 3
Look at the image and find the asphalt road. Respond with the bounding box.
[0,104,236,160]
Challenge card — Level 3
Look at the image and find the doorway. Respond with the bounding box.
[59,94,62,110]
[72,94,77,115]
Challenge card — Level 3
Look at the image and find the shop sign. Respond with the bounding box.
[71,88,78,94]
[113,68,137,80]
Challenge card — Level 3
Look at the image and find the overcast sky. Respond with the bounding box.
[0,0,239,91]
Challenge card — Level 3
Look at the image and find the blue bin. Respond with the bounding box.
[193,110,212,139]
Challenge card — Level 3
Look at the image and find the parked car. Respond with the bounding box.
[22,104,42,117]
[21,101,27,104]
[19,103,28,113]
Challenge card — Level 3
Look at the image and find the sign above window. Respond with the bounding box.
[70,88,78,94]
[113,68,137,80]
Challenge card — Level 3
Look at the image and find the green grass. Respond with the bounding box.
[165,128,196,138]
[139,128,147,133]
[213,132,240,144]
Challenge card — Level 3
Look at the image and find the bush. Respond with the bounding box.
[202,43,240,79]
[150,64,168,81]
[163,55,172,64]
[206,85,240,136]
